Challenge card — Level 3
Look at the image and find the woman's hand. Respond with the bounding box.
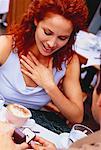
[0,122,28,150]
[30,136,56,150]
[20,52,55,89]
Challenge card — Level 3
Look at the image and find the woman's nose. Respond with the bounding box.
[47,38,57,48]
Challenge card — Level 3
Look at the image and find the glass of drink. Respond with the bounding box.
[68,124,93,146]
[0,95,5,110]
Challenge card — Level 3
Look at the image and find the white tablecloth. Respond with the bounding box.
[0,106,70,149]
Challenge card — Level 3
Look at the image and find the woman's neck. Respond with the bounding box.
[29,44,51,67]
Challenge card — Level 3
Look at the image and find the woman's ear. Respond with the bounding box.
[34,18,38,26]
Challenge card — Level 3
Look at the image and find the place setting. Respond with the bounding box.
[0,95,63,149]
[0,95,94,149]
[59,123,94,149]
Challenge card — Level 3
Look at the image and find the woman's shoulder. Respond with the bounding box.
[0,34,13,46]
[67,53,80,67]
[0,35,13,65]
[65,54,80,78]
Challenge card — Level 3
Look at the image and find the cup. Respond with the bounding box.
[0,95,5,110]
[68,124,93,146]
[6,103,32,127]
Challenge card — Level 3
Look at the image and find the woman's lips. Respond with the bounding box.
[42,43,54,53]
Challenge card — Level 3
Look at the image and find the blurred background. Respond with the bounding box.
[0,0,101,35]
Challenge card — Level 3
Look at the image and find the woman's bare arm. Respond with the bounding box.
[0,35,12,65]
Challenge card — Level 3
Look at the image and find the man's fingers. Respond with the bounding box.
[8,128,15,137]
[33,136,47,145]
[0,122,15,136]
[17,142,29,150]
[30,142,45,150]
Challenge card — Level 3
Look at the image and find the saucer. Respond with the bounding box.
[22,118,36,131]
[59,132,70,149]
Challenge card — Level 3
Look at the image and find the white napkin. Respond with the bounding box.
[0,107,7,122]
[22,119,36,131]
[72,30,101,67]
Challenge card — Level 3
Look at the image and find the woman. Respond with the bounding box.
[0,0,88,123]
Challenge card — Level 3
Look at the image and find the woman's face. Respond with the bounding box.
[34,13,73,56]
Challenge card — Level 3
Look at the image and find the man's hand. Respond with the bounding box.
[0,121,28,150]
[30,136,56,150]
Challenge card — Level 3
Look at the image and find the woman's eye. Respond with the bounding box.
[59,36,69,41]
[44,29,52,35]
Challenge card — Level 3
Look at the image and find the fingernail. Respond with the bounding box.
[30,140,35,146]
[21,55,25,58]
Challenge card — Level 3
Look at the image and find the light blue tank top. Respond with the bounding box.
[0,52,66,109]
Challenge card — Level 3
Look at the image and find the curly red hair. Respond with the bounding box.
[8,0,88,69]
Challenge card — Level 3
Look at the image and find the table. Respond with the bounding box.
[0,107,69,149]
[30,109,71,134]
